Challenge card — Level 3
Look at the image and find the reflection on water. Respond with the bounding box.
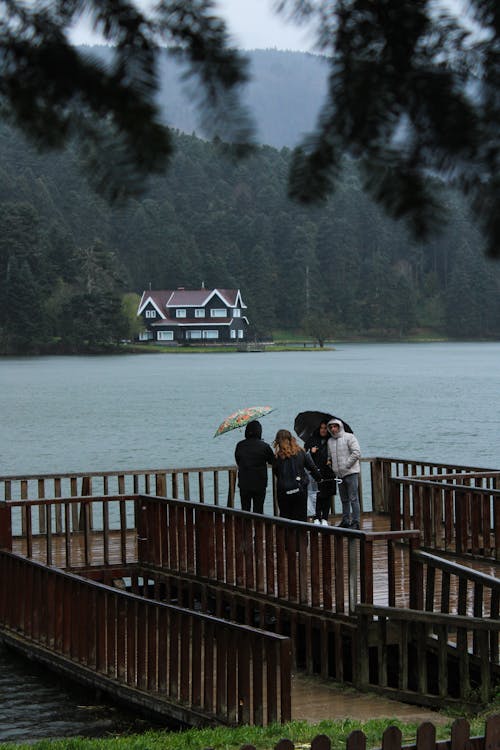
[0,644,165,742]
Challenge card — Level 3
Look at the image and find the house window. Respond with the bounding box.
[230,330,236,339]
[210,308,226,318]
[203,330,219,339]
[232,309,241,318]
[157,331,174,341]
[145,309,157,318]
[237,330,244,339]
[186,330,202,339]
[176,309,187,318]
[195,308,205,318]
[139,331,153,341]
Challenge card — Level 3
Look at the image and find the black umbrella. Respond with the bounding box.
[294,410,353,444]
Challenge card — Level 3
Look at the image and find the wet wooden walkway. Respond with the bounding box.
[7,514,457,724]
[1,457,499,726]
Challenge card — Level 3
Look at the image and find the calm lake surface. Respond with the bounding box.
[0,342,499,740]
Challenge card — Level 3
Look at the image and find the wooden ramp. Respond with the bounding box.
[291,674,449,724]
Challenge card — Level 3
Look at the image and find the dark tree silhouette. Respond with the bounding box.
[0,0,253,200]
[279,0,499,257]
[0,0,498,255]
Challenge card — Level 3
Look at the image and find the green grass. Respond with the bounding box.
[121,343,331,354]
[0,716,488,750]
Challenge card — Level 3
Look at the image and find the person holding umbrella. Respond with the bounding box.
[235,420,275,513]
[305,421,336,526]
[327,418,362,529]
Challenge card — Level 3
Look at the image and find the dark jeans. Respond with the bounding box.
[240,489,266,514]
[277,489,308,522]
[315,492,333,521]
[339,473,360,524]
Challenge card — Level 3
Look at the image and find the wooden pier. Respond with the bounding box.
[0,457,499,727]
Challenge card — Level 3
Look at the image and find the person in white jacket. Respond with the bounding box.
[327,418,361,529]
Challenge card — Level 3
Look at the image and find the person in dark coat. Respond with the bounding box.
[305,421,336,526]
[235,420,275,513]
[273,429,322,522]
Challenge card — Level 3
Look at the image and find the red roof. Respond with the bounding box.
[138,288,245,317]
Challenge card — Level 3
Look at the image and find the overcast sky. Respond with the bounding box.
[70,0,327,52]
[70,0,464,51]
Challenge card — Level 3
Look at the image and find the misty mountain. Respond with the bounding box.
[81,46,329,149]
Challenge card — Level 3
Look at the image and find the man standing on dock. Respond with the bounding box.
[327,418,361,529]
[235,420,275,514]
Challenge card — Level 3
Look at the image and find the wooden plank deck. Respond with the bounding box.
[13,513,499,613]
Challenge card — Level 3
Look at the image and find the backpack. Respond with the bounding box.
[282,455,308,496]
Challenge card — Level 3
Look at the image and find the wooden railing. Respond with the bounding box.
[0,460,374,517]
[0,492,421,613]
[370,458,498,513]
[353,549,500,704]
[223,717,500,750]
[136,495,421,613]
[1,458,498,523]
[356,603,499,704]
[390,476,500,560]
[412,549,500,622]
[3,491,500,707]
[0,465,238,510]
[0,549,291,726]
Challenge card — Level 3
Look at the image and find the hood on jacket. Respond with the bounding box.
[327,418,345,437]
[245,420,262,439]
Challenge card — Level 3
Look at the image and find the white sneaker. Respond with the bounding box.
[321,519,329,527]
[313,518,321,525]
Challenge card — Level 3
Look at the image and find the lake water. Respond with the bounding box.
[0,342,499,740]
[1,342,499,475]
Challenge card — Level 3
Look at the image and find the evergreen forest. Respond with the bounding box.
[0,111,499,353]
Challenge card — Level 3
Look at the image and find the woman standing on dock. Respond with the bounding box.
[273,429,322,522]
[235,420,275,513]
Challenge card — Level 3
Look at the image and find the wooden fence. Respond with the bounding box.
[134,494,422,614]
[0,465,238,515]
[1,457,497,522]
[353,547,500,704]
[227,716,500,750]
[0,549,291,726]
[389,475,500,560]
[0,459,374,517]
[370,458,498,513]
[1,492,421,612]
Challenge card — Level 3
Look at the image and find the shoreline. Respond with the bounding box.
[1,336,500,357]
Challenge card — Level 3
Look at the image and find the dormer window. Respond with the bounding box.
[176,309,187,318]
[195,308,205,318]
[145,310,157,318]
[210,308,226,318]
[232,309,241,318]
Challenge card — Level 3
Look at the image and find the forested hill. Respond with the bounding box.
[79,46,329,150]
[0,122,499,354]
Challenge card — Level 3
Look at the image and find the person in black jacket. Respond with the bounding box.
[235,420,275,513]
[305,421,336,526]
[273,429,322,522]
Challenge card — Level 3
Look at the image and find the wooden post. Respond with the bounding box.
[348,536,358,614]
[409,536,423,610]
[370,458,384,512]
[0,502,12,550]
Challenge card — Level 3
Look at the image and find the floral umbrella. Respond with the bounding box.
[214,405,274,437]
